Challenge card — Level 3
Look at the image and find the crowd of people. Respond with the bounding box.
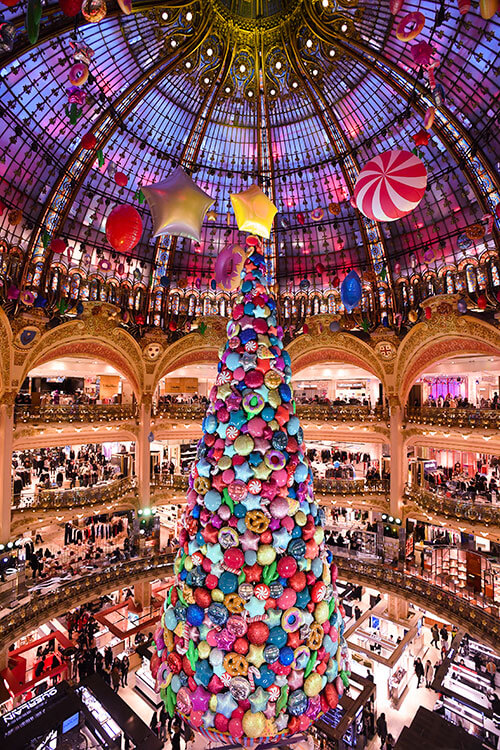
[421,392,500,410]
[426,461,500,505]
[15,389,120,406]
[12,445,122,502]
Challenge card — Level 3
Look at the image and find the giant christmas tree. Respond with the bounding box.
[152,237,350,746]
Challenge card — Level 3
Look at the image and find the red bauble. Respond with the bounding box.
[425,306,432,319]
[277,556,297,579]
[194,588,211,608]
[80,132,97,150]
[477,294,487,310]
[50,238,67,254]
[105,204,142,254]
[247,621,269,646]
[114,171,128,187]
[58,0,81,15]
[325,682,339,709]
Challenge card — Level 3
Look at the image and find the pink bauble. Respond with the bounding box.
[354,150,427,222]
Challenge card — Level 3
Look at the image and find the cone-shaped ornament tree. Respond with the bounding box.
[152,238,350,746]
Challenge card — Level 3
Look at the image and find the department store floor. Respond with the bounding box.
[116,584,445,750]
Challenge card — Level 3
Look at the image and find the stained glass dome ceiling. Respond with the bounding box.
[0,0,499,304]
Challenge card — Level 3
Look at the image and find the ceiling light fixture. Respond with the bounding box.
[239,64,246,73]
[341,23,348,32]
[161,11,168,20]
[306,39,313,48]
[276,61,282,70]
[170,39,177,48]
[186,11,192,21]
[207,47,213,56]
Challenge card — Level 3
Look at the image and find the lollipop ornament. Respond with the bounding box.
[152,234,350,745]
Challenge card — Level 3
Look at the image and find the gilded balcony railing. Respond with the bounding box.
[314,478,390,497]
[404,484,500,526]
[406,406,500,431]
[12,477,137,511]
[154,403,389,423]
[14,404,138,424]
[0,553,497,654]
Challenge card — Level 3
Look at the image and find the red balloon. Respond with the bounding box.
[425,306,432,319]
[114,171,128,187]
[315,262,325,274]
[80,132,97,150]
[0,0,19,6]
[105,204,142,253]
[50,238,66,254]
[58,0,81,14]
[477,294,487,310]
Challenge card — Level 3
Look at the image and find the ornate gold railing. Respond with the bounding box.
[405,485,500,526]
[14,404,138,423]
[12,477,137,511]
[0,553,175,653]
[0,554,497,653]
[154,403,389,423]
[335,556,500,651]
[406,406,500,431]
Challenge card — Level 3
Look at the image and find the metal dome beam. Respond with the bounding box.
[1,0,198,68]
[152,34,236,285]
[22,12,213,282]
[283,28,395,302]
[304,3,500,216]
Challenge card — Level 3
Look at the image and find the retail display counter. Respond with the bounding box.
[134,657,163,708]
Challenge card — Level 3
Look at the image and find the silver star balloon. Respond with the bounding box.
[142,166,214,242]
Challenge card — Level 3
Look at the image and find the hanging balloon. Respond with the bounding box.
[195,278,201,289]
[169,320,177,331]
[425,306,432,319]
[329,321,340,332]
[107,161,117,179]
[315,263,325,274]
[280,216,289,229]
[81,0,107,22]
[80,132,97,150]
[58,0,81,14]
[117,0,132,13]
[215,244,247,291]
[354,150,427,222]
[332,275,340,288]
[408,309,418,323]
[98,258,112,272]
[477,294,487,310]
[394,262,401,275]
[340,270,363,313]
[328,202,341,216]
[303,323,309,334]
[382,314,389,328]
[299,279,310,291]
[230,184,277,239]
[210,279,217,291]
[20,290,35,305]
[105,205,142,254]
[50,238,67,254]
[424,107,435,130]
[114,172,128,187]
[412,129,430,148]
[457,298,468,314]
[7,285,20,300]
[116,262,125,275]
[457,233,473,251]
[34,295,47,308]
[135,313,145,325]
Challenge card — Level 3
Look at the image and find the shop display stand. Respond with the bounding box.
[210,735,308,750]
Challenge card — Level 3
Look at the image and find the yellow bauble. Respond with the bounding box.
[209,694,218,712]
[198,641,211,659]
[184,556,193,571]
[314,600,330,624]
[314,528,324,545]
[304,672,323,697]
[257,545,276,566]
[295,510,307,526]
[242,710,266,738]
[211,588,224,602]
[230,185,277,239]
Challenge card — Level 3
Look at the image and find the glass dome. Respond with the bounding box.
[0,0,498,327]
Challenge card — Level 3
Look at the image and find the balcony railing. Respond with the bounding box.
[12,477,137,511]
[406,406,500,431]
[14,404,138,424]
[314,477,390,496]
[405,484,500,525]
[0,553,497,654]
[0,553,175,652]
[153,403,389,423]
[335,555,500,651]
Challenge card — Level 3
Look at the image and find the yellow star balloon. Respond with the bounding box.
[142,166,214,242]
[230,184,277,239]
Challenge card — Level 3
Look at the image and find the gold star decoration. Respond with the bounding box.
[230,184,277,239]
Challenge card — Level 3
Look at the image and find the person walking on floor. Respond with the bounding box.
[414,656,424,687]
[430,623,440,648]
[376,712,387,748]
[111,664,121,693]
[425,659,434,688]
[158,705,168,742]
[386,734,395,750]
[440,625,449,651]
[149,711,158,737]
[486,658,497,688]
[120,654,129,687]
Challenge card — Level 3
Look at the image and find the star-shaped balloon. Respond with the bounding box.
[248,687,270,713]
[230,184,277,239]
[142,166,214,242]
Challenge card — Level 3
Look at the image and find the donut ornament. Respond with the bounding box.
[396,12,425,42]
[215,244,247,291]
[152,248,350,745]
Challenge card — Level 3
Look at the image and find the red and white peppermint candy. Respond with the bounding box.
[226,424,239,440]
[221,672,232,686]
[248,478,262,495]
[216,369,232,385]
[267,685,280,701]
[354,149,427,222]
[245,340,258,352]
[254,584,270,600]
[191,551,203,566]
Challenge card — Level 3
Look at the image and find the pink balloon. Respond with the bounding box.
[228,717,243,738]
[215,244,246,291]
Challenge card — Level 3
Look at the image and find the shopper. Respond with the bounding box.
[386,734,395,750]
[104,645,113,670]
[111,664,121,693]
[149,712,158,737]
[414,657,424,687]
[425,659,434,688]
[440,625,449,650]
[120,654,129,687]
[376,712,387,748]
[486,658,497,688]
[158,705,168,741]
[171,722,182,750]
[430,623,440,648]
[354,605,362,621]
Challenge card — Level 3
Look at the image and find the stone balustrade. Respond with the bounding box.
[405,484,500,526]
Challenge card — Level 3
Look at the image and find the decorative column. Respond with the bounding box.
[135,394,152,510]
[389,397,405,518]
[0,394,15,544]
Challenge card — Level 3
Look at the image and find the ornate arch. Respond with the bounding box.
[151,323,224,392]
[396,315,500,404]
[0,308,13,397]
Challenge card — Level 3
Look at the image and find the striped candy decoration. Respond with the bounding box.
[354,149,427,222]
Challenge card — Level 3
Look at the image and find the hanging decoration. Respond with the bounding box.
[58,0,82,15]
[105,204,143,253]
[26,0,42,45]
[215,244,247,291]
[340,270,363,313]
[354,150,427,222]
[230,185,278,239]
[151,241,350,745]
[395,12,426,41]
[143,167,214,242]
[0,22,15,52]
[81,0,107,22]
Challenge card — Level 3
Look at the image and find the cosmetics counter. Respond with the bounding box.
[312,672,376,750]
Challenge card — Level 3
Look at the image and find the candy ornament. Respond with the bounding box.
[230,185,277,239]
[340,270,363,313]
[143,167,214,242]
[396,12,425,41]
[354,150,427,222]
[153,245,350,744]
[215,244,247,291]
[105,204,142,253]
[0,22,15,53]
[81,0,107,22]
